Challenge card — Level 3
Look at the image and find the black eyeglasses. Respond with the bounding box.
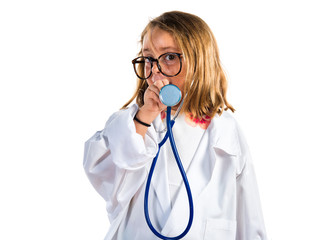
[132,52,183,80]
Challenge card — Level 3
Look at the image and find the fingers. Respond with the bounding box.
[160,79,170,86]
[143,79,170,112]
[148,79,170,96]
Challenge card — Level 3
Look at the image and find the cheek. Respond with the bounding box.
[173,68,186,90]
[171,77,185,92]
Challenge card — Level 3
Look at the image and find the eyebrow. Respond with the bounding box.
[143,46,181,54]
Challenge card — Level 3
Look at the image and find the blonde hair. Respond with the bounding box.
[122,11,235,119]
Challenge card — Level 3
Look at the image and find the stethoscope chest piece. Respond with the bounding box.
[159,84,182,106]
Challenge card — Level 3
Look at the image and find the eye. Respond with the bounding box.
[161,53,180,66]
[165,53,177,61]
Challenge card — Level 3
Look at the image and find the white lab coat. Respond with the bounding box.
[83,104,267,240]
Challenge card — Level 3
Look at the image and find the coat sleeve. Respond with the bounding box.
[83,104,158,222]
[235,126,268,240]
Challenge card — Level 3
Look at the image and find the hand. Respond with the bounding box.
[137,79,169,124]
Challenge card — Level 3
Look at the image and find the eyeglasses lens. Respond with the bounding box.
[133,53,181,80]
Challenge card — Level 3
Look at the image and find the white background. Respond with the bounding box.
[1,0,327,239]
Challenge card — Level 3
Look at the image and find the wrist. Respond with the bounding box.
[136,107,159,125]
[134,115,151,127]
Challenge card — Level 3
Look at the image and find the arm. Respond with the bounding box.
[83,104,158,221]
[235,130,267,239]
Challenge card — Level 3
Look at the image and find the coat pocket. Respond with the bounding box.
[204,218,236,240]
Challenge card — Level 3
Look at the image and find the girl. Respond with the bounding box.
[84,11,267,240]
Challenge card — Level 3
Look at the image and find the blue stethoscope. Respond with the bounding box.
[144,84,194,240]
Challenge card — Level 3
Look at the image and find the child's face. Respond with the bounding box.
[142,27,186,95]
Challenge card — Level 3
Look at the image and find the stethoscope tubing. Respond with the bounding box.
[144,107,194,240]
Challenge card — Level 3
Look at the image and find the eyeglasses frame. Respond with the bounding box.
[132,52,183,80]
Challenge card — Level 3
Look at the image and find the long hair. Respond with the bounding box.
[122,11,235,119]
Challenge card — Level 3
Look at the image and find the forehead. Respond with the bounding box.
[142,27,180,54]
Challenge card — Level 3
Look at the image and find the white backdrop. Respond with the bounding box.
[1,0,327,239]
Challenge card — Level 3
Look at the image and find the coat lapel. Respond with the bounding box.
[161,129,216,235]
[150,143,171,222]
[148,118,171,226]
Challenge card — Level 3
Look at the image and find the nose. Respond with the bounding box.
[151,61,161,74]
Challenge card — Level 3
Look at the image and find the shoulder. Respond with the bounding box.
[210,111,238,129]
[208,111,239,139]
[208,111,252,174]
[105,104,138,127]
[207,111,242,156]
